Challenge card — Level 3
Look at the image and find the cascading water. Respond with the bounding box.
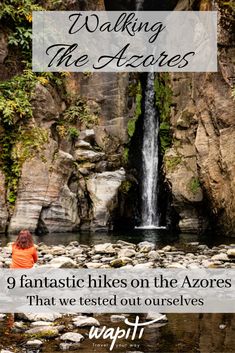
[134,0,164,229]
[136,0,144,11]
[140,72,160,228]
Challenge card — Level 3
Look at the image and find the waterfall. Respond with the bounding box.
[136,0,144,11]
[140,72,160,228]
[134,0,164,229]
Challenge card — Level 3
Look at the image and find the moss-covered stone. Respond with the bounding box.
[154,74,172,153]
[127,81,142,138]
[164,156,182,172]
[188,177,201,194]
[119,180,132,194]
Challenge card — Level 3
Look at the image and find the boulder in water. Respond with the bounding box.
[60,332,84,343]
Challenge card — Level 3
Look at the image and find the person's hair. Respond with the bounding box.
[15,230,34,249]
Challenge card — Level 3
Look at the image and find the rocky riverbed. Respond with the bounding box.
[0,240,235,352]
[1,240,235,269]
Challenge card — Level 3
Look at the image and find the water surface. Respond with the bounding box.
[1,229,233,248]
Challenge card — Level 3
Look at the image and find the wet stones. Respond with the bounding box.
[137,241,155,253]
[2,240,235,271]
[94,243,116,254]
[227,248,235,257]
[118,248,136,258]
[60,332,84,343]
[49,256,77,268]
[72,316,100,327]
[25,339,43,348]
[110,257,132,268]
[16,313,62,322]
[25,326,60,338]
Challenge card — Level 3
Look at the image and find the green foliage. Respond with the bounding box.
[222,1,235,11]
[173,138,181,148]
[154,74,172,122]
[0,69,52,205]
[122,147,129,164]
[0,0,43,61]
[8,26,32,59]
[0,125,48,205]
[159,121,171,153]
[119,180,132,194]
[83,71,93,78]
[38,72,65,87]
[128,81,141,97]
[12,127,48,163]
[0,69,65,125]
[68,127,79,140]
[127,119,136,138]
[63,98,99,128]
[0,128,19,204]
[0,0,42,22]
[189,177,201,194]
[154,74,172,153]
[57,98,99,141]
[0,69,36,124]
[127,81,142,138]
[165,156,182,172]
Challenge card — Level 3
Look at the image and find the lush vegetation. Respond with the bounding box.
[122,147,129,165]
[189,177,201,194]
[0,0,42,60]
[0,1,65,205]
[0,69,51,204]
[119,180,132,195]
[154,73,172,154]
[122,80,143,165]
[127,81,142,138]
[57,98,99,141]
[164,156,182,173]
[222,1,235,11]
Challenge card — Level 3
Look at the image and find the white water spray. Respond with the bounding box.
[136,0,144,11]
[140,72,160,228]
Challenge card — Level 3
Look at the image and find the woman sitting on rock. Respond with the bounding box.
[10,229,38,269]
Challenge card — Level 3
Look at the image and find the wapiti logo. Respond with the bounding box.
[89,315,165,351]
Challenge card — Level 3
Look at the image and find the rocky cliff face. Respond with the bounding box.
[4,71,134,234]
[164,1,235,236]
[0,0,234,236]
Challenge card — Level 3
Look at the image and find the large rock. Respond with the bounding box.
[8,147,80,234]
[87,169,126,229]
[138,241,155,253]
[31,83,61,128]
[74,149,105,163]
[39,185,80,233]
[25,326,59,338]
[49,256,77,268]
[26,339,43,348]
[0,170,8,233]
[164,147,206,233]
[118,248,136,258]
[72,316,100,327]
[94,243,116,254]
[60,332,84,343]
[227,248,235,257]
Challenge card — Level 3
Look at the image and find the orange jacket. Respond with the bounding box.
[10,243,38,269]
